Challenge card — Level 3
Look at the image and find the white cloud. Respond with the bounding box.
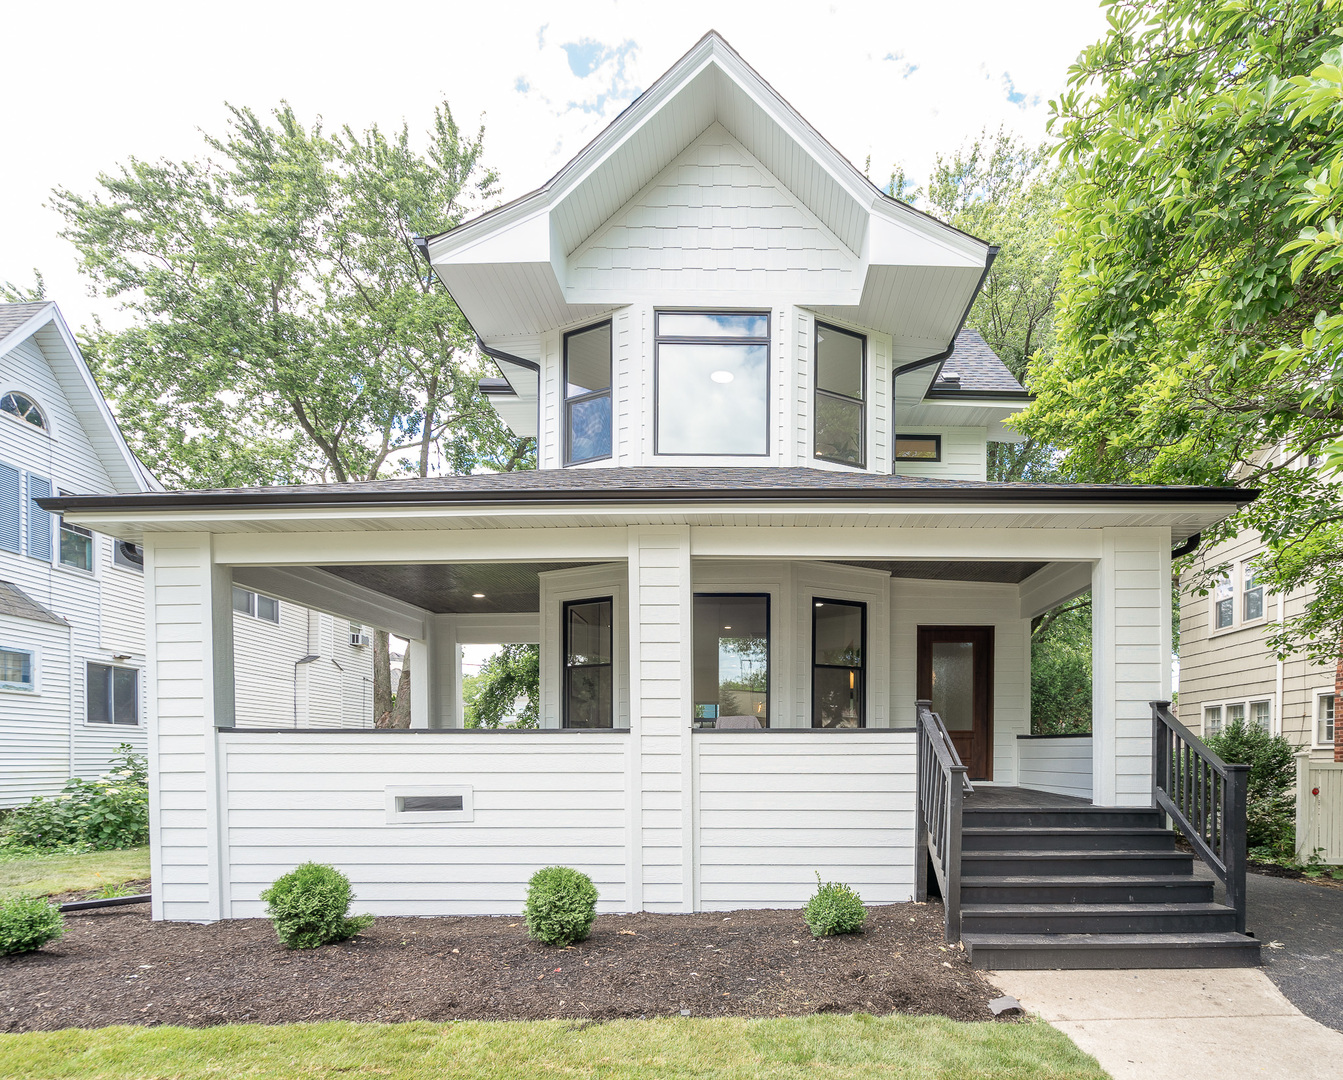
[0,0,1108,332]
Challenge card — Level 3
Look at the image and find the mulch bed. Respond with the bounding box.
[1,902,1004,1031]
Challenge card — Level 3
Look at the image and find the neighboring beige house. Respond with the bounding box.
[1179,528,1335,760]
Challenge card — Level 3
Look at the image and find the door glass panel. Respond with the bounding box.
[931,641,975,731]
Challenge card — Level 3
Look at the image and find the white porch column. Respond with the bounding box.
[1091,527,1172,807]
[408,624,435,729]
[627,525,693,912]
[144,533,234,922]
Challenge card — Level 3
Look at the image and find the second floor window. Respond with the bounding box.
[1212,558,1265,632]
[655,312,769,456]
[814,322,865,466]
[564,321,612,464]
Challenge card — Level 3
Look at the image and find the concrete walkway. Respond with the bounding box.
[988,967,1343,1080]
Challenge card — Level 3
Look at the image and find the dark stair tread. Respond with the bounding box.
[962,874,1215,887]
[963,827,1173,836]
[962,849,1192,859]
[961,902,1234,917]
[961,931,1259,950]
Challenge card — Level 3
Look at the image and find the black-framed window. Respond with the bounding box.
[563,597,613,728]
[87,661,139,725]
[814,322,865,467]
[692,593,770,729]
[564,321,612,464]
[894,434,941,462]
[812,598,865,729]
[655,311,770,456]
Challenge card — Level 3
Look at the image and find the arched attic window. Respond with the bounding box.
[0,392,47,432]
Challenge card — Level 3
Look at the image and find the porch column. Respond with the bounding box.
[144,532,234,922]
[1091,527,1171,807]
[627,525,693,912]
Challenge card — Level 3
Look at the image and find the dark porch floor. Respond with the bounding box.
[965,785,1091,809]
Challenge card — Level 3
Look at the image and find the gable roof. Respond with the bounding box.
[0,302,161,493]
[0,579,67,626]
[931,329,1029,396]
[426,31,994,353]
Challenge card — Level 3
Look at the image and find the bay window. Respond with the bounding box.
[692,594,770,728]
[655,312,769,456]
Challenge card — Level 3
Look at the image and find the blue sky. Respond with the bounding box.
[0,0,1108,332]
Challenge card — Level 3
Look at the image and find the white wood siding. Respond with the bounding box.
[693,731,916,909]
[1017,736,1094,800]
[889,426,988,482]
[1296,756,1343,863]
[220,731,630,915]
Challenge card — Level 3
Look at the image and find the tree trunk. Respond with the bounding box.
[389,649,412,729]
[373,630,393,728]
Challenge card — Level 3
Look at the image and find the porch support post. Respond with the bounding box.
[408,622,436,729]
[1091,528,1171,807]
[627,525,693,912]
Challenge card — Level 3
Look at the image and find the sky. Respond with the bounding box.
[0,0,1108,333]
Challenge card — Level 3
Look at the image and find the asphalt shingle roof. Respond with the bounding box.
[937,329,1028,395]
[0,302,50,345]
[0,580,67,626]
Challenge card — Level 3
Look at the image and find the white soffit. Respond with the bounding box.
[895,398,1031,443]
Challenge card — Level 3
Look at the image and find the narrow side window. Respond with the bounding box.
[814,323,865,467]
[564,322,612,464]
[563,597,613,728]
[812,598,866,728]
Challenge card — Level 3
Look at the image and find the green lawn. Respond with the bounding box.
[0,1015,1108,1080]
[0,846,149,901]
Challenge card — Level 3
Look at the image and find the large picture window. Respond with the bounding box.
[812,598,865,728]
[814,322,865,466]
[564,321,612,464]
[563,597,613,728]
[87,662,139,725]
[655,311,769,456]
[692,594,770,729]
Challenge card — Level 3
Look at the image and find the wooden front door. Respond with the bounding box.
[917,626,994,781]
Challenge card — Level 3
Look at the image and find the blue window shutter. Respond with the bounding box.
[26,474,52,561]
[0,462,19,553]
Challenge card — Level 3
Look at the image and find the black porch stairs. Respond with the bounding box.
[956,801,1261,970]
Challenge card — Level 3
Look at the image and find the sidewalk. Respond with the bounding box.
[989,967,1343,1080]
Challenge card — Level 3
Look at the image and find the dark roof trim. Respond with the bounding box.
[475,336,540,374]
[42,484,1258,515]
[892,245,1000,380]
[922,388,1034,402]
[478,377,515,396]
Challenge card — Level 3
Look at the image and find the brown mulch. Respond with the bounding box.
[0,902,1003,1031]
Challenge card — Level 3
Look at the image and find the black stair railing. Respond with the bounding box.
[1151,700,1249,933]
[916,699,972,943]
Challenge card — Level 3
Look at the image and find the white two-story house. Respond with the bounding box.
[55,33,1261,969]
[0,302,375,808]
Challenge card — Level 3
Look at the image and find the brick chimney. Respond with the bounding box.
[1335,652,1343,763]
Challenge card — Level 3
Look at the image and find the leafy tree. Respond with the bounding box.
[463,645,540,729]
[52,101,533,488]
[1018,1,1343,666]
[1030,598,1093,734]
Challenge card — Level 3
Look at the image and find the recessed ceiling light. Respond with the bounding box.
[472,593,485,598]
[723,625,732,630]
[710,370,734,383]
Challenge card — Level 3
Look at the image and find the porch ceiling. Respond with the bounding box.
[319,562,586,614]
[837,560,1048,584]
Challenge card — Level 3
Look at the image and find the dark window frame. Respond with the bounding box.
[653,310,772,458]
[692,592,772,729]
[813,321,866,469]
[810,597,867,729]
[563,319,614,467]
[562,595,615,729]
[86,660,140,726]
[894,433,942,463]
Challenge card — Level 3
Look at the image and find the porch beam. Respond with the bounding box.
[211,528,631,566]
[231,565,430,640]
[1019,561,1095,620]
[691,527,1103,562]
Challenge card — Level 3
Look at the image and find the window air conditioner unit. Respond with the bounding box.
[350,631,371,647]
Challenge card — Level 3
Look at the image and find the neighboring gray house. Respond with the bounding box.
[0,302,375,808]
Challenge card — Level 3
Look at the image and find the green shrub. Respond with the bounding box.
[0,897,65,955]
[1205,720,1299,851]
[260,863,373,949]
[523,866,598,946]
[803,873,867,938]
[0,744,148,852]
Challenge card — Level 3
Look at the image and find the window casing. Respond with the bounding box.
[87,662,139,725]
[894,434,942,462]
[563,597,613,728]
[1203,704,1222,737]
[0,647,35,691]
[232,586,280,624]
[812,598,866,728]
[1203,697,1273,737]
[1211,558,1267,633]
[813,322,865,467]
[654,311,770,456]
[692,594,770,729]
[564,321,613,465]
[1315,691,1335,749]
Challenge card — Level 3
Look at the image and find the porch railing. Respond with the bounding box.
[916,699,972,943]
[1150,700,1249,933]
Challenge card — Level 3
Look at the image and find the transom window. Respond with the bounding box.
[1317,692,1335,748]
[1212,558,1266,632]
[563,597,613,728]
[564,321,612,464]
[0,647,35,691]
[692,594,770,729]
[895,434,942,462]
[814,323,865,467]
[232,586,280,624]
[655,311,769,456]
[812,598,866,728]
[87,662,139,725]
[0,392,46,431]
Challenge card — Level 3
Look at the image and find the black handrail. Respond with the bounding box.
[1151,700,1249,933]
[916,699,972,943]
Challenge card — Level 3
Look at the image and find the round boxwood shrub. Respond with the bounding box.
[259,862,373,950]
[524,866,598,946]
[0,897,66,955]
[803,873,867,938]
